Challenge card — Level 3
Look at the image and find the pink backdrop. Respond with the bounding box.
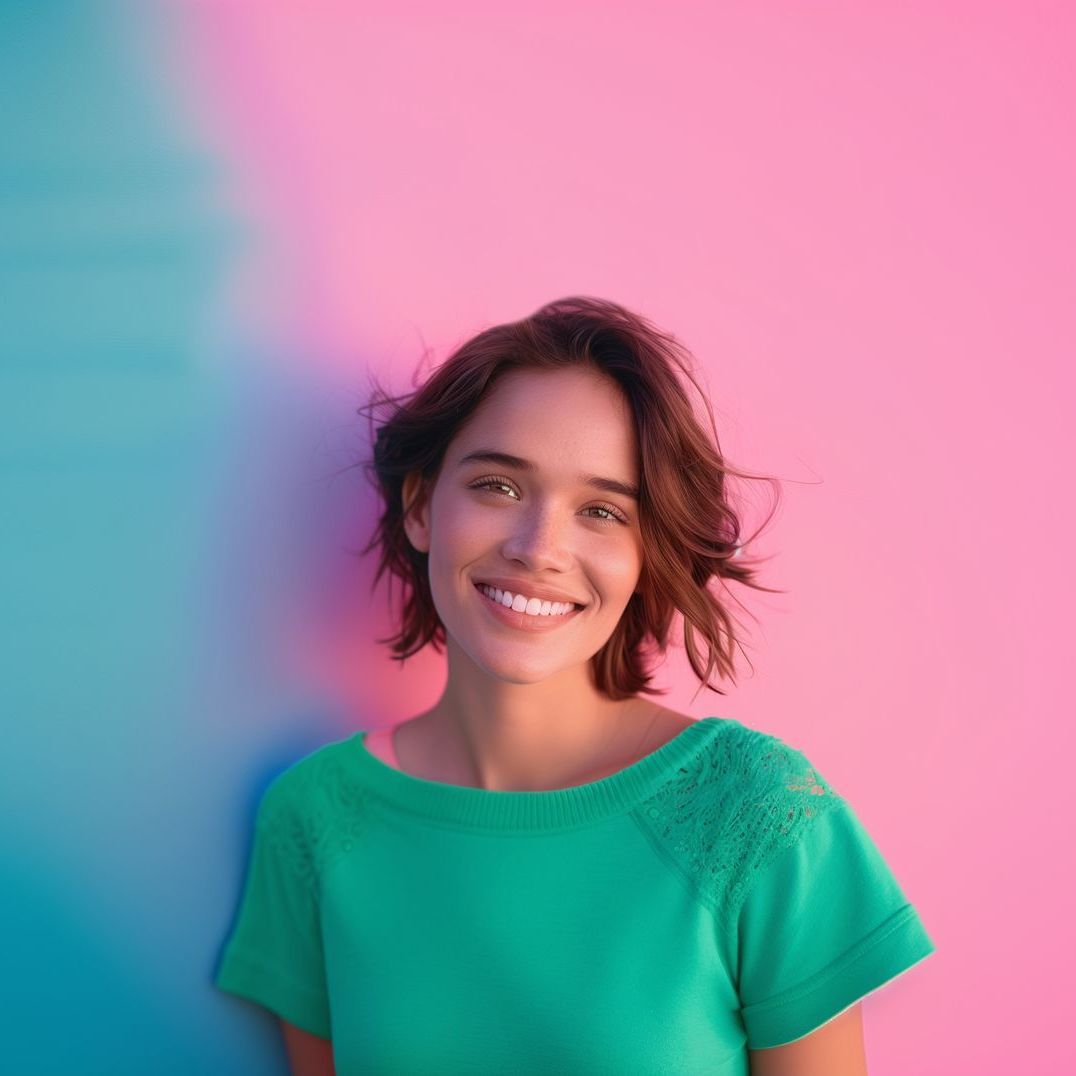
[176,3,1073,1071]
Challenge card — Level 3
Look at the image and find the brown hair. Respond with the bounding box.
[351,295,784,701]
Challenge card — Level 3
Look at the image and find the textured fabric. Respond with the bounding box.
[214,717,936,1073]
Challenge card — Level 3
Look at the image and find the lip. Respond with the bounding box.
[473,581,585,632]
[472,576,587,607]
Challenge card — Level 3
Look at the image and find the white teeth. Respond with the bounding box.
[478,584,576,617]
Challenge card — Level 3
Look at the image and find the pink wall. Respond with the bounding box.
[178,4,1074,1072]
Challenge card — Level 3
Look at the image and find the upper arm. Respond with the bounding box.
[280,1019,335,1076]
[748,1002,867,1076]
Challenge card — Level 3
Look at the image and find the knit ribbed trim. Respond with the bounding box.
[343,716,730,831]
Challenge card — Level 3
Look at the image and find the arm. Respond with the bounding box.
[748,1002,867,1076]
[280,1019,336,1076]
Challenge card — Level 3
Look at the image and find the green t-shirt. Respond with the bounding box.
[214,716,936,1073]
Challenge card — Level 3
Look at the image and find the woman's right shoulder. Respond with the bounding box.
[258,730,364,813]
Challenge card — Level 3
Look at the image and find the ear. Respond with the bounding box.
[401,471,431,553]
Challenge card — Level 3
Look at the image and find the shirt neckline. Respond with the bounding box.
[344,716,732,831]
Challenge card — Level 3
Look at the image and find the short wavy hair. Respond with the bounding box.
[352,296,783,701]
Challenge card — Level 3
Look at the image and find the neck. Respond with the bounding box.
[401,654,661,792]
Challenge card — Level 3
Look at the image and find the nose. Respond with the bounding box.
[499,502,574,573]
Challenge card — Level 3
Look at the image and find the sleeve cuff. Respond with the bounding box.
[741,903,936,1049]
[214,948,332,1040]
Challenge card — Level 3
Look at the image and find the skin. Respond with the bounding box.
[748,1003,868,1075]
[278,365,871,1073]
[280,1021,335,1076]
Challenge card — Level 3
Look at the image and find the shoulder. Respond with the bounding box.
[698,717,844,804]
[635,717,847,916]
[730,720,840,798]
[263,729,366,804]
[253,732,370,883]
[724,722,847,865]
[647,714,836,795]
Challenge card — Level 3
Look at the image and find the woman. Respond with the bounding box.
[214,297,936,1075]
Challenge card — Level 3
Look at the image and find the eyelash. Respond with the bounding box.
[468,476,629,525]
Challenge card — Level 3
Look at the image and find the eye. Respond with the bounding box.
[584,504,629,525]
[469,475,520,499]
[467,476,629,526]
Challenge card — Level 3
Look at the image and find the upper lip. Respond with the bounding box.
[473,576,587,607]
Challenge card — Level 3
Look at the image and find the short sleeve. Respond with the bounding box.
[213,773,332,1039]
[733,790,936,1049]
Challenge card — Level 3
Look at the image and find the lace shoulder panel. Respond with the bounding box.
[633,721,845,924]
[254,741,373,899]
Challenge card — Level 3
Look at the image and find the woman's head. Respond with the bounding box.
[399,364,645,691]
[355,296,781,701]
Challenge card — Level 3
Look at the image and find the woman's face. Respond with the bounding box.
[403,366,644,686]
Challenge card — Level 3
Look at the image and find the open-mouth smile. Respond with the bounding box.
[473,582,584,632]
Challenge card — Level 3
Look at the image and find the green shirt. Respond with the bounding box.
[214,716,936,1073]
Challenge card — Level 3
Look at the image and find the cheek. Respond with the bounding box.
[429,501,490,562]
[589,538,644,595]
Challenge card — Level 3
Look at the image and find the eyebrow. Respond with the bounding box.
[456,449,640,501]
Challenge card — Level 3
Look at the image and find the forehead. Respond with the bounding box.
[449,367,639,474]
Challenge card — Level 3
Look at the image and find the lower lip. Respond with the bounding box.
[473,583,584,633]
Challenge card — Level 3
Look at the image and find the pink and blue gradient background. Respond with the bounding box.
[3,2,1071,1072]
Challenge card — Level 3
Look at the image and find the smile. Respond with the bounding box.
[473,582,584,632]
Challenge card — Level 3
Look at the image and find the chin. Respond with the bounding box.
[476,652,566,684]
[462,641,570,684]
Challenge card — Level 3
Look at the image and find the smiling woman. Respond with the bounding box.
[396,363,659,706]
[358,296,779,703]
[213,296,936,1075]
